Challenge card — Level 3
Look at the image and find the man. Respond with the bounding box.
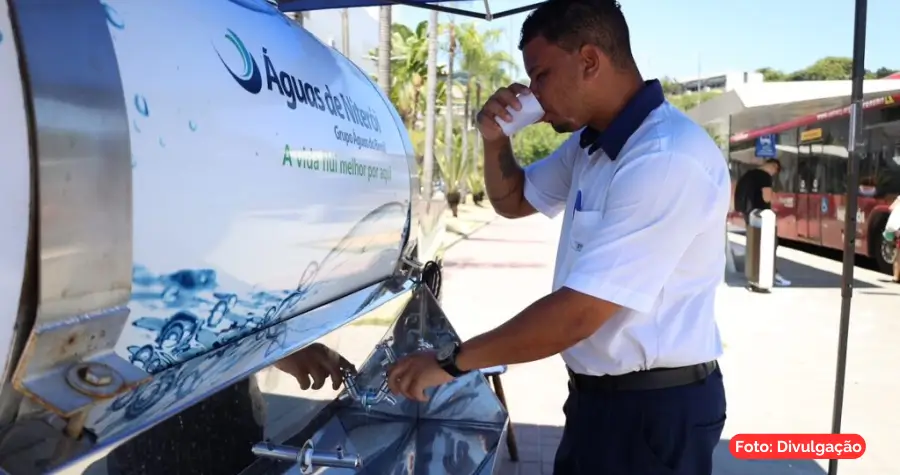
[733,159,791,286]
[386,1,728,474]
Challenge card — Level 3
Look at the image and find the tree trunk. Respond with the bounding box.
[474,83,482,171]
[377,6,392,95]
[461,81,470,198]
[446,190,461,217]
[444,19,455,193]
[422,10,439,201]
[340,9,350,57]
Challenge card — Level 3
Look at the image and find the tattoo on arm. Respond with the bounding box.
[488,180,522,203]
[499,148,519,179]
[488,147,523,203]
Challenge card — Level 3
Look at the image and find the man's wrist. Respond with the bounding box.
[454,344,476,373]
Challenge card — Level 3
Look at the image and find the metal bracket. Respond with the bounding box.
[11,306,150,417]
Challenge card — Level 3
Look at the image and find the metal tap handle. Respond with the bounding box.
[376,339,397,365]
[252,440,361,475]
[340,338,398,410]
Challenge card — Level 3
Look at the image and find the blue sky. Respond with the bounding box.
[393,0,895,81]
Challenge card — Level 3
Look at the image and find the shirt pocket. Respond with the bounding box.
[569,210,604,253]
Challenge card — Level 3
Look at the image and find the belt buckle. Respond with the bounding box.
[566,368,579,391]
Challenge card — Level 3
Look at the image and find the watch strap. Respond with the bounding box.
[437,344,468,377]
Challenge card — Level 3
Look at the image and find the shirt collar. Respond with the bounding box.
[578,79,665,160]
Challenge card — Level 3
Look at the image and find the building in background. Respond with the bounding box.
[677,71,765,93]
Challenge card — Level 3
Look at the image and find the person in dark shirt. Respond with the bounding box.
[734,159,791,286]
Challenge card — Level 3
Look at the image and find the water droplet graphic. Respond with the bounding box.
[134,94,149,117]
[102,3,125,29]
[132,119,141,133]
[159,138,165,147]
[189,120,197,131]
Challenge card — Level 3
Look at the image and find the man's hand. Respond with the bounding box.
[274,343,356,391]
[386,350,454,402]
[476,83,532,142]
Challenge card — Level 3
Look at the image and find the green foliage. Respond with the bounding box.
[667,90,721,112]
[466,162,485,195]
[512,123,570,167]
[435,126,469,194]
[757,57,898,81]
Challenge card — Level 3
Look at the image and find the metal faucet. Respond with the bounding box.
[252,440,361,474]
[341,339,398,410]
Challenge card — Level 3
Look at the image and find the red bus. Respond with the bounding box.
[726,92,900,273]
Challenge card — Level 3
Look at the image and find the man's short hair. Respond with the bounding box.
[518,0,635,70]
[764,159,782,171]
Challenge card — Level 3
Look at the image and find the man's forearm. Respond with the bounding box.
[455,288,619,372]
[483,137,527,218]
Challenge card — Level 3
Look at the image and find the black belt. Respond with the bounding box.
[567,361,718,392]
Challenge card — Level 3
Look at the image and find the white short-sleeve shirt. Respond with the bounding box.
[523,80,730,377]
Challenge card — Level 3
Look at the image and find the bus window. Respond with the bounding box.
[776,128,799,193]
[826,155,848,194]
[880,142,900,194]
[872,121,900,195]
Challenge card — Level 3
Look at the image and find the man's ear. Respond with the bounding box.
[579,44,604,80]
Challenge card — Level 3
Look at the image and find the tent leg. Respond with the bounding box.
[828,1,868,474]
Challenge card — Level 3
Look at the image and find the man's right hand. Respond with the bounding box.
[275,343,356,391]
[476,83,532,143]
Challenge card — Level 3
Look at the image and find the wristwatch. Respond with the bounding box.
[436,342,468,377]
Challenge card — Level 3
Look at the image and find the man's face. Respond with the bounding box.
[522,36,591,134]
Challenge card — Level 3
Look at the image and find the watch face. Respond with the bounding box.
[437,343,456,361]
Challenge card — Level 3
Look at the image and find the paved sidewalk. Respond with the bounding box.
[440,214,567,475]
[439,214,900,475]
[441,201,498,251]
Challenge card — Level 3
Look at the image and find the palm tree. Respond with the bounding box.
[384,22,429,127]
[443,18,457,203]
[436,126,469,217]
[422,10,439,200]
[454,24,516,180]
[377,6,391,94]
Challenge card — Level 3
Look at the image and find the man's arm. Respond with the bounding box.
[453,153,716,372]
[482,138,537,219]
[761,172,774,205]
[455,287,620,371]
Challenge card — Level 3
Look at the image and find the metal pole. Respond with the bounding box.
[422,10,439,201]
[341,8,350,56]
[828,1,867,474]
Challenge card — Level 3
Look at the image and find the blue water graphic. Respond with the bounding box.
[134,94,149,117]
[102,2,125,29]
[90,202,408,436]
[189,120,198,131]
[125,264,316,374]
[120,201,406,374]
[158,138,165,147]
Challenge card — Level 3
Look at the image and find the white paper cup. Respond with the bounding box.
[495,93,545,136]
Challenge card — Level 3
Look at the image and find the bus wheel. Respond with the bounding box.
[880,236,897,268]
[873,224,896,274]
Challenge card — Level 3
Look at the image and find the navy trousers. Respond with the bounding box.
[553,368,726,475]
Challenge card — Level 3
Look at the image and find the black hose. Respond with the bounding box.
[420,260,442,301]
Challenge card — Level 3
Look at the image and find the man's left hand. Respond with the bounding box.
[386,350,454,402]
